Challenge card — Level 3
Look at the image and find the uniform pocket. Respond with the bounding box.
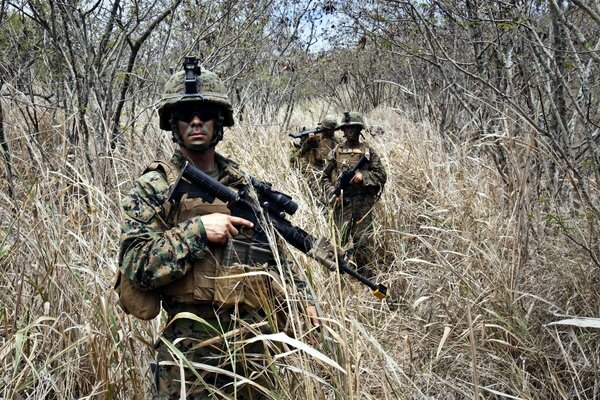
[243,265,285,311]
[114,270,161,320]
[243,265,266,310]
[122,193,158,224]
[213,262,246,308]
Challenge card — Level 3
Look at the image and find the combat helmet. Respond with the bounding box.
[318,115,338,130]
[158,57,234,149]
[338,111,365,129]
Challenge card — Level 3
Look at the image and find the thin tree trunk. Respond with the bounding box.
[0,76,14,199]
[111,0,183,149]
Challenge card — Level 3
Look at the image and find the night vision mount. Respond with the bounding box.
[183,56,201,95]
[342,111,351,124]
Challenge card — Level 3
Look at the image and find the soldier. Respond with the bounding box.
[296,115,340,171]
[321,111,387,278]
[116,57,318,399]
[289,115,341,198]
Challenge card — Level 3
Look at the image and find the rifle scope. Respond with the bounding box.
[250,178,298,216]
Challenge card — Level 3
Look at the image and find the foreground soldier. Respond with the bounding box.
[116,57,317,399]
[322,111,387,278]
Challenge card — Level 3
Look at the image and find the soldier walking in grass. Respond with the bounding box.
[290,115,341,198]
[322,111,387,278]
[115,57,318,399]
[292,115,340,172]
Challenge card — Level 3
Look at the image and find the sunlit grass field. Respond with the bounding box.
[1,101,598,399]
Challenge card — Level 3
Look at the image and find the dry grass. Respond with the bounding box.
[1,98,598,399]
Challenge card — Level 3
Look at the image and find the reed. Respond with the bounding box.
[1,100,598,399]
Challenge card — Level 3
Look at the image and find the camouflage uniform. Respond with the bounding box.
[120,150,292,399]
[321,113,387,277]
[117,60,299,399]
[290,116,340,196]
[297,133,340,171]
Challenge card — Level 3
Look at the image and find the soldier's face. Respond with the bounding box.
[342,126,360,143]
[323,129,335,138]
[176,105,216,148]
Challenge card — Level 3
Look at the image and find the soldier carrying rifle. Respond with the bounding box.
[322,111,387,279]
[115,56,320,399]
[290,115,341,173]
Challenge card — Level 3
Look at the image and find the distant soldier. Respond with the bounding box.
[322,111,387,278]
[298,115,340,170]
[289,115,341,198]
[290,115,340,172]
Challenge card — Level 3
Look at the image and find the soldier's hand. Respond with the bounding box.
[200,213,254,244]
[305,305,322,346]
[350,170,363,184]
[307,305,320,327]
[307,132,317,141]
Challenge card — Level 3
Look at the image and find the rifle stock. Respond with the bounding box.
[168,161,388,299]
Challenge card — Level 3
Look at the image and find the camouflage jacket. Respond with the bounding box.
[118,151,246,291]
[321,142,387,200]
[299,134,340,169]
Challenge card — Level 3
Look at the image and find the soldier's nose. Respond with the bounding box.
[190,114,203,125]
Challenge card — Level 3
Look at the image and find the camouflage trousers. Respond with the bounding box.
[332,196,377,278]
[155,308,283,400]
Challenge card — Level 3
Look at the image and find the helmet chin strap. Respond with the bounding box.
[169,111,225,151]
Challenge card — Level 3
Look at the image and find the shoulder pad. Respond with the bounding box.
[217,154,247,187]
[144,160,180,186]
[217,153,240,169]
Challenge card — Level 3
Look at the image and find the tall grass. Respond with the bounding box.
[1,99,598,399]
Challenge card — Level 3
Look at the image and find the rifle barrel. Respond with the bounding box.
[172,161,388,299]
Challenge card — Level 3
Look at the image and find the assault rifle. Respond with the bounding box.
[289,127,323,140]
[168,161,388,299]
[328,154,368,202]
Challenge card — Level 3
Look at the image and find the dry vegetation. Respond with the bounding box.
[0,96,598,399]
[1,1,600,398]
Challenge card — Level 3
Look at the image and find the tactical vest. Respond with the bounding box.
[305,135,336,168]
[332,144,371,197]
[317,136,336,163]
[147,160,276,309]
